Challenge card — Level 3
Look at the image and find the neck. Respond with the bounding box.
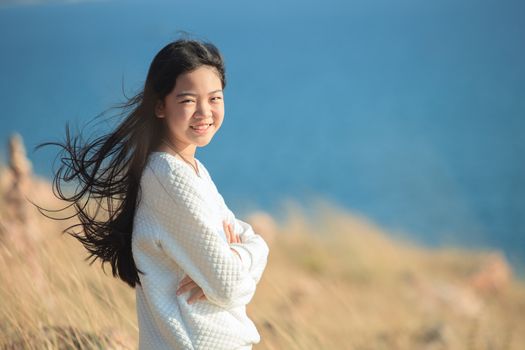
[160,138,197,161]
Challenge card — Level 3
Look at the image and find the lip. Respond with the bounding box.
[191,122,213,127]
[190,123,213,135]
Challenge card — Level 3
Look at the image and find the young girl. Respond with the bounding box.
[40,39,269,349]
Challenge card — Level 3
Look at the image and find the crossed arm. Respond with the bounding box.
[177,219,243,303]
[145,163,269,309]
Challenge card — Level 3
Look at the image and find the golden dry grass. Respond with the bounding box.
[250,201,525,350]
[1,179,524,349]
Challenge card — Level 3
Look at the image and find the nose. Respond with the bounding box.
[194,100,212,119]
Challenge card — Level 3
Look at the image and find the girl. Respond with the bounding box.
[39,38,270,350]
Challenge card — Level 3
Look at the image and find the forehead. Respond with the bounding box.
[173,66,222,91]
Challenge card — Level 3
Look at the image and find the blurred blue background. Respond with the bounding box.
[0,0,524,273]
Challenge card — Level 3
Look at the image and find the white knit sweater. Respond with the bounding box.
[131,151,269,350]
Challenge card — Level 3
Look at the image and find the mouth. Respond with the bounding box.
[190,123,213,133]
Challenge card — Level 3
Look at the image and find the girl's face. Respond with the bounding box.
[156,65,225,152]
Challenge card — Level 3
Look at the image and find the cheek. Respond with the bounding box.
[214,114,224,128]
[165,118,190,137]
[166,107,192,124]
[166,116,184,128]
[213,106,225,120]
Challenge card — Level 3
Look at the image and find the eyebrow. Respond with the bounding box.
[175,89,223,98]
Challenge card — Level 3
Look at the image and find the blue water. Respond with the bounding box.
[1,0,524,273]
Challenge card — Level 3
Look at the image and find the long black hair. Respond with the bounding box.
[36,38,227,288]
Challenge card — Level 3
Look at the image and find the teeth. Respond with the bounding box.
[191,123,212,130]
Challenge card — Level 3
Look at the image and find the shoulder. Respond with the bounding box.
[138,154,195,204]
[144,153,192,183]
[142,153,209,200]
[146,152,184,173]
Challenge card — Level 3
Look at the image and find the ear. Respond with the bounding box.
[155,99,165,118]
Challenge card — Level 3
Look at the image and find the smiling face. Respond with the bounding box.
[155,65,225,157]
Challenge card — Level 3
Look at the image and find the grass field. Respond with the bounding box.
[1,173,524,349]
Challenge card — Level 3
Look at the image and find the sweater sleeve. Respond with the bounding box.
[197,161,270,284]
[145,163,257,309]
[226,209,269,285]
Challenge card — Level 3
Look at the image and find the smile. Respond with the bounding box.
[190,123,213,134]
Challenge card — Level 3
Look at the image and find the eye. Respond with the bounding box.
[179,99,195,104]
[211,96,223,102]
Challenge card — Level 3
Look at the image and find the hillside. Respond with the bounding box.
[1,135,524,349]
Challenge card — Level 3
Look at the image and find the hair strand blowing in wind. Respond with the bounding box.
[34,38,227,288]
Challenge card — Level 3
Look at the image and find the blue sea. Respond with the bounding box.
[1,0,524,273]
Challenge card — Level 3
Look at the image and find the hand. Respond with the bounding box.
[223,220,242,260]
[176,274,207,304]
[223,220,241,243]
[175,221,243,304]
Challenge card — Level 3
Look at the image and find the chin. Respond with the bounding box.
[197,130,218,147]
[196,138,213,147]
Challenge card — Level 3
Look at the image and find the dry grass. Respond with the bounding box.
[0,176,136,349]
[1,181,524,349]
[249,200,525,350]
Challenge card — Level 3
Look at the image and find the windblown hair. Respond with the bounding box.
[36,38,226,288]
